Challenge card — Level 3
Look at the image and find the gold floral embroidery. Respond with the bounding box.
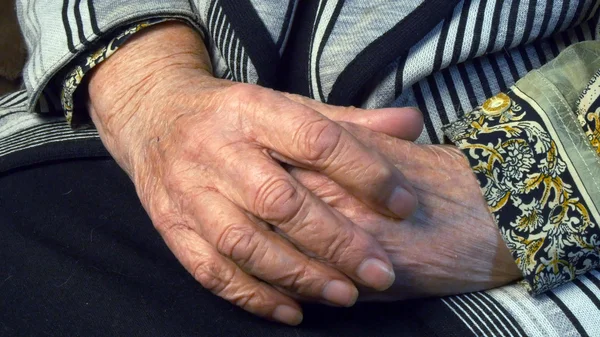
[444,91,600,295]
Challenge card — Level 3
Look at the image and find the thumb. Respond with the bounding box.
[284,93,424,141]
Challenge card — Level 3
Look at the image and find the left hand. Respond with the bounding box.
[286,119,522,300]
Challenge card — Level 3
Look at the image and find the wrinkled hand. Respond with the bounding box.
[289,123,523,300]
[86,22,424,324]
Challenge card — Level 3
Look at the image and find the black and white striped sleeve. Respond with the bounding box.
[15,0,203,115]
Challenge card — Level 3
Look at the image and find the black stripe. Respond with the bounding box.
[548,35,561,57]
[476,292,527,337]
[467,0,488,60]
[441,69,463,117]
[503,53,521,84]
[394,57,407,97]
[329,0,461,106]
[234,40,243,81]
[517,46,534,72]
[473,58,493,98]
[309,0,327,98]
[533,40,549,66]
[275,0,296,51]
[74,0,88,46]
[3,96,29,109]
[486,0,504,53]
[221,0,281,87]
[537,0,555,39]
[489,56,508,92]
[574,24,587,42]
[587,272,600,290]
[413,83,440,144]
[426,75,450,126]
[61,0,76,53]
[457,63,478,110]
[522,0,538,43]
[560,30,573,48]
[456,295,498,336]
[504,0,522,48]
[207,0,216,32]
[554,0,571,33]
[582,0,599,22]
[222,24,234,72]
[0,124,94,150]
[573,278,600,310]
[242,49,249,83]
[0,91,27,106]
[215,8,227,49]
[315,0,345,100]
[0,132,99,156]
[87,0,100,35]
[433,14,452,72]
[547,291,590,337]
[569,0,587,28]
[449,0,471,67]
[0,122,72,146]
[0,109,27,122]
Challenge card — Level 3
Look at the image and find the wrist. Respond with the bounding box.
[86,21,213,172]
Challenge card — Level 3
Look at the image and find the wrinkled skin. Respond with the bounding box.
[86,22,521,325]
[289,123,522,301]
[87,22,426,325]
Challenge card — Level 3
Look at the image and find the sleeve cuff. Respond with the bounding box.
[60,18,171,127]
[443,42,600,295]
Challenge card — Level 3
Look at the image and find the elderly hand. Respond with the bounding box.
[288,121,522,300]
[86,22,424,324]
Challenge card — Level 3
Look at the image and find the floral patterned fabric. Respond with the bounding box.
[445,42,600,295]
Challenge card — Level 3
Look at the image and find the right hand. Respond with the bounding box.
[86,22,423,325]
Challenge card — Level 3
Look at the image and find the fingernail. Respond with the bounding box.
[386,187,416,217]
[273,305,303,326]
[357,258,395,291]
[322,280,359,307]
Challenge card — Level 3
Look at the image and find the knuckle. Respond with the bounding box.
[253,176,304,222]
[295,119,344,163]
[192,257,235,294]
[322,229,356,264]
[216,224,261,265]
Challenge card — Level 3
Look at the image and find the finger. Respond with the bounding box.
[186,189,360,307]
[225,85,417,218]
[284,93,424,141]
[157,218,304,326]
[214,147,396,291]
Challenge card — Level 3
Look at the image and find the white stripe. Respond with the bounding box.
[215,7,226,49]
[0,135,100,158]
[419,80,445,141]
[456,295,497,336]
[457,0,480,63]
[0,91,27,106]
[544,0,566,38]
[492,0,512,51]
[473,292,521,336]
[433,72,459,122]
[528,0,548,44]
[488,284,567,337]
[509,0,531,48]
[0,126,96,150]
[449,66,474,113]
[552,283,600,335]
[444,297,486,336]
[310,0,339,101]
[476,0,500,56]
[441,0,465,70]
[0,128,98,153]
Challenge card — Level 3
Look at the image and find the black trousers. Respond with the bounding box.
[0,158,469,336]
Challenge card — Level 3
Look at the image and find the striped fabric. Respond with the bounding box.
[3,0,600,335]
